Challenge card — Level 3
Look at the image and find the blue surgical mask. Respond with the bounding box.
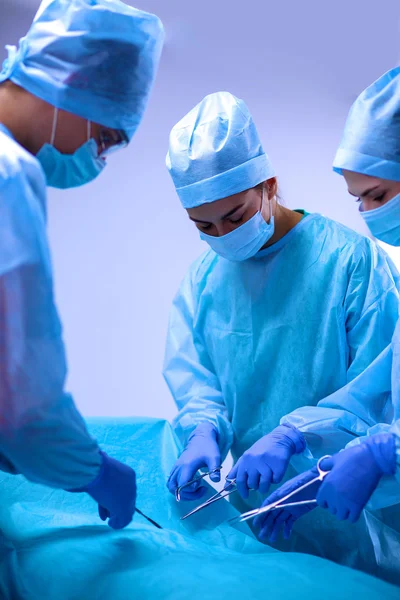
[200,189,275,261]
[37,108,106,189]
[359,193,400,246]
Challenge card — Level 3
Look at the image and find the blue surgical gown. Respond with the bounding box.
[163,212,400,583]
[0,124,101,489]
[282,327,400,584]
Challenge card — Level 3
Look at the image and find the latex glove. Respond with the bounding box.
[317,433,396,522]
[228,425,306,499]
[254,467,321,543]
[167,422,221,501]
[83,452,136,530]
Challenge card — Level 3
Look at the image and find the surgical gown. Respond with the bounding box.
[163,211,400,583]
[0,124,101,489]
[283,327,400,584]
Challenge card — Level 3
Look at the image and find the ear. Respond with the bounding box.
[264,177,278,200]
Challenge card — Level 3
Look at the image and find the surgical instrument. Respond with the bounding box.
[180,478,237,521]
[175,467,222,502]
[136,508,163,529]
[229,455,331,526]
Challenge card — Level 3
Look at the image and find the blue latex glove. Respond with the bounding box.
[254,467,321,543]
[82,452,136,530]
[228,425,306,499]
[167,422,221,501]
[317,433,396,522]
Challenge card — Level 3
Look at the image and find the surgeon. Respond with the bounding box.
[253,68,400,585]
[0,0,163,529]
[164,91,399,542]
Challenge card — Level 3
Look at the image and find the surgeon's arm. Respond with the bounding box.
[163,270,233,460]
[0,263,102,489]
[344,240,399,381]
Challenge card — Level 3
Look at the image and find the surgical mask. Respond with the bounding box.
[359,193,400,246]
[200,188,275,261]
[37,108,106,189]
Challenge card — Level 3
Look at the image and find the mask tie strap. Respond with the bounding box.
[50,107,58,146]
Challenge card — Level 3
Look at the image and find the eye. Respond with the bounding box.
[230,215,244,224]
[198,223,212,231]
[373,194,385,202]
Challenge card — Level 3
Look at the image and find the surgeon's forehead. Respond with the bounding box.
[342,170,382,194]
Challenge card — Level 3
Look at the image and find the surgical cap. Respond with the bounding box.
[333,66,400,182]
[0,0,164,140]
[166,92,275,208]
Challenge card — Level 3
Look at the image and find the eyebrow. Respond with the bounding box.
[190,204,245,224]
[348,184,381,197]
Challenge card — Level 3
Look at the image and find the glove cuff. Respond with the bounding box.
[189,422,219,443]
[278,424,306,454]
[365,433,397,476]
[67,451,105,493]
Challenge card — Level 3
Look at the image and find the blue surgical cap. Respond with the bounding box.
[0,0,164,140]
[333,66,400,182]
[166,92,275,208]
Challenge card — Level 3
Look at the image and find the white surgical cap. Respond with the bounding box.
[166,92,275,208]
[333,66,400,182]
[0,0,164,140]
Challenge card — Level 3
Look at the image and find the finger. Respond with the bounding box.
[178,462,204,489]
[271,460,289,484]
[227,463,238,481]
[177,486,208,502]
[108,514,132,530]
[167,467,181,494]
[98,505,109,521]
[258,466,273,495]
[269,510,289,544]
[235,464,250,499]
[349,505,362,523]
[319,456,334,471]
[247,470,261,492]
[254,507,269,530]
[284,515,296,540]
[206,455,221,481]
[259,509,282,540]
[336,507,350,521]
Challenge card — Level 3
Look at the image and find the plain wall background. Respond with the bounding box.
[1,0,400,423]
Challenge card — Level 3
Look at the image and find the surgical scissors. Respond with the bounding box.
[180,477,237,521]
[175,467,222,502]
[229,455,331,526]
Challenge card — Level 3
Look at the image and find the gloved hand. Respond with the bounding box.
[254,466,321,543]
[167,422,221,501]
[227,425,306,499]
[83,452,136,530]
[316,433,396,522]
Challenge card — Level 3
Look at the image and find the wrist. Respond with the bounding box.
[364,434,396,476]
[67,451,105,493]
[189,422,219,443]
[277,424,306,454]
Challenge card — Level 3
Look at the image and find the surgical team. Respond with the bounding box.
[0,0,399,587]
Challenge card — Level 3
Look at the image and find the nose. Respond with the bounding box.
[216,222,238,237]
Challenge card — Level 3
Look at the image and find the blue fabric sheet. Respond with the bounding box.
[0,418,398,599]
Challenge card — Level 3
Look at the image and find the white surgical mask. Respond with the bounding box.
[200,188,275,261]
[359,193,400,246]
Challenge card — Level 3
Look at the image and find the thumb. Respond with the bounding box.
[207,455,221,482]
[319,456,334,471]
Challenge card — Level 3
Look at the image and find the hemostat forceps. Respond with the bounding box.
[180,476,237,521]
[229,455,331,526]
[175,467,222,502]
